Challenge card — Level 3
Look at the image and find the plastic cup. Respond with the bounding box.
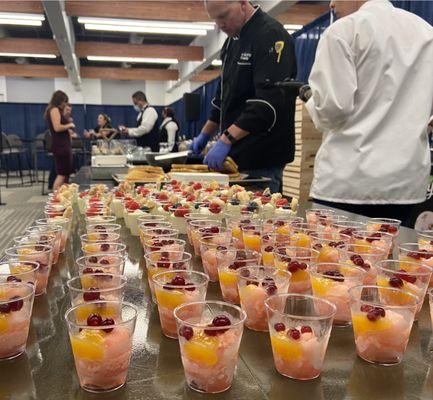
[265,294,336,380]
[260,234,278,266]
[26,224,62,260]
[199,235,232,282]
[225,215,258,249]
[144,251,192,302]
[417,230,433,252]
[13,234,58,265]
[184,213,212,245]
[5,245,53,296]
[174,301,246,393]
[376,260,432,315]
[237,266,291,332]
[190,220,222,255]
[65,301,137,393]
[138,222,172,248]
[81,242,126,258]
[152,270,209,338]
[80,233,120,246]
[36,217,71,249]
[274,247,319,294]
[85,215,116,227]
[216,249,261,304]
[309,232,351,264]
[305,208,336,226]
[310,262,366,327]
[0,260,39,288]
[0,282,35,360]
[331,220,366,237]
[349,285,418,365]
[351,230,394,257]
[87,223,122,234]
[398,243,433,287]
[241,223,263,252]
[429,288,433,333]
[142,238,186,256]
[76,255,126,276]
[139,227,179,246]
[289,222,320,248]
[366,218,401,251]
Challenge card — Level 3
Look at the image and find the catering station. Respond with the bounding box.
[0,1,433,400]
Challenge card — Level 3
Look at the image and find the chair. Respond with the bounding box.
[34,131,53,195]
[6,134,34,185]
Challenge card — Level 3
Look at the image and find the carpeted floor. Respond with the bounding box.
[0,177,47,251]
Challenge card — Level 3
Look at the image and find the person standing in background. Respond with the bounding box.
[299,0,433,225]
[159,107,180,152]
[119,91,159,152]
[44,91,75,191]
[84,114,113,139]
[64,103,78,139]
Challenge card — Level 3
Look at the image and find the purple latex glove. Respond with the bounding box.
[189,132,211,154]
[204,140,231,170]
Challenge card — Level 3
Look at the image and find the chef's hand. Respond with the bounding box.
[204,140,231,170]
[119,125,129,135]
[189,132,210,154]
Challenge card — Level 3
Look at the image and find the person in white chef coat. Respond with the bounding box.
[299,0,433,225]
[119,91,160,152]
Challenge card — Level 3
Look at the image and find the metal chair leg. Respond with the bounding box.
[16,153,24,186]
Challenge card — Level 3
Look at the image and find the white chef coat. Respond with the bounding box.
[305,0,433,204]
[160,117,179,151]
[128,106,158,137]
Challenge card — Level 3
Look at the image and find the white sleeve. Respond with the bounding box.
[128,107,158,137]
[305,31,357,132]
[165,121,178,151]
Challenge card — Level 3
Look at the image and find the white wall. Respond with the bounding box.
[145,81,167,106]
[101,80,144,105]
[54,78,102,104]
[0,76,6,102]
[6,77,54,103]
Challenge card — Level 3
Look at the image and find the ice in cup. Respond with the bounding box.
[398,243,433,287]
[142,238,186,256]
[349,285,418,365]
[417,230,433,252]
[76,255,126,276]
[87,223,122,234]
[0,260,39,287]
[241,223,263,252]
[305,208,336,226]
[216,249,261,304]
[238,266,291,331]
[351,230,394,257]
[191,220,222,255]
[67,274,127,322]
[153,270,209,338]
[26,224,62,262]
[310,232,350,264]
[65,301,137,392]
[144,251,192,301]
[199,234,232,282]
[0,282,35,360]
[310,263,365,326]
[338,245,387,285]
[376,260,432,315]
[265,294,336,380]
[5,245,53,296]
[82,242,126,258]
[274,247,319,293]
[174,301,246,393]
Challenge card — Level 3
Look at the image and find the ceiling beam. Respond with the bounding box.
[65,1,210,22]
[81,66,179,81]
[0,38,59,56]
[191,69,221,83]
[0,1,44,14]
[76,42,203,62]
[42,0,81,90]
[0,63,67,78]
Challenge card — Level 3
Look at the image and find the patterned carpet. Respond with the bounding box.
[0,177,47,251]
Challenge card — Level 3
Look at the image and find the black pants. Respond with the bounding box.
[312,199,418,228]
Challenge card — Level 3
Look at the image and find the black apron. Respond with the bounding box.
[135,106,159,152]
[159,118,179,152]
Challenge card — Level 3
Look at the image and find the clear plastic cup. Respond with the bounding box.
[190,220,222,255]
[138,222,173,248]
[237,266,291,332]
[417,230,433,252]
[274,247,319,294]
[82,242,126,258]
[85,215,116,226]
[144,251,192,301]
[185,213,212,245]
[305,208,336,226]
[262,216,302,235]
[241,223,263,252]
[36,217,71,248]
[265,294,336,380]
[65,301,137,392]
[0,282,35,360]
[142,238,186,256]
[310,262,366,327]
[80,233,120,246]
[349,285,418,365]
[174,301,246,393]
[225,215,258,249]
[351,230,394,257]
[0,260,39,287]
[289,222,320,248]
[338,244,387,285]
[153,270,209,339]
[199,235,232,282]
[398,243,433,288]
[76,255,126,276]
[260,233,278,267]
[87,223,122,234]
[376,259,432,315]
[5,245,53,296]
[13,233,58,265]
[331,220,366,237]
[429,288,433,333]
[216,249,261,304]
[309,232,351,264]
[26,224,62,260]
[366,218,401,251]
[139,227,179,245]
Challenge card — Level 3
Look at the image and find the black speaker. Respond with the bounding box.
[183,93,201,122]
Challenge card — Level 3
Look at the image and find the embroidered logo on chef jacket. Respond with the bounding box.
[275,41,284,63]
[238,52,252,65]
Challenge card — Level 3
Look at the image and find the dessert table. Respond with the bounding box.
[1,178,432,400]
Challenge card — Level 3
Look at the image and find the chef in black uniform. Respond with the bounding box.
[119,91,159,152]
[191,0,297,192]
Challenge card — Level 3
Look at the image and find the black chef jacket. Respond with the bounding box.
[209,7,297,171]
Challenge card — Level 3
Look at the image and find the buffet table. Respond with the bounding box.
[1,181,432,400]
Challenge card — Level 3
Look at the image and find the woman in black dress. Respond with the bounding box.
[44,91,75,191]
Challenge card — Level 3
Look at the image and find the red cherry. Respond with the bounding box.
[193,183,202,190]
[287,261,300,273]
[300,325,312,334]
[395,270,416,284]
[88,256,98,263]
[170,276,186,286]
[210,226,220,234]
[83,289,100,302]
[101,318,115,333]
[264,245,274,252]
[87,313,102,326]
[82,267,94,274]
[0,303,11,314]
[100,243,110,251]
[7,276,21,282]
[158,193,169,201]
[274,322,286,332]
[266,284,277,296]
[179,325,193,340]
[174,207,189,218]
[389,276,404,288]
[100,259,110,265]
[288,328,301,340]
[360,304,374,313]
[9,296,24,312]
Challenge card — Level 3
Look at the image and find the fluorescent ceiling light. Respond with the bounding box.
[284,24,303,31]
[0,52,56,59]
[87,55,178,64]
[0,12,45,26]
[84,23,207,36]
[211,59,222,66]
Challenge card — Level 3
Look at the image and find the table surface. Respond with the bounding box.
[1,185,433,400]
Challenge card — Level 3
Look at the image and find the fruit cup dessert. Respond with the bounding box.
[185,213,212,245]
[331,220,366,237]
[65,301,137,393]
[366,218,401,251]
[138,222,173,248]
[274,247,319,294]
[152,270,209,339]
[398,243,433,287]
[351,230,394,257]
[241,223,263,252]
[305,208,336,227]
[142,238,186,257]
[429,288,433,332]
[261,234,278,267]
[349,285,418,365]
[288,222,319,248]
[87,223,122,234]
[144,251,192,302]
[5,245,53,296]
[13,234,58,265]
[310,263,365,326]
[174,301,246,393]
[35,217,71,252]
[82,242,127,258]
[265,294,336,380]
[199,234,232,282]
[216,249,261,304]
[238,266,291,331]
[262,217,297,235]
[196,225,230,256]
[418,230,433,252]
[0,261,39,288]
[376,259,432,315]
[85,215,116,227]
[338,245,387,285]
[80,232,120,247]
[309,232,351,264]
[26,224,61,263]
[0,282,35,360]
[76,255,126,276]
[225,215,256,249]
